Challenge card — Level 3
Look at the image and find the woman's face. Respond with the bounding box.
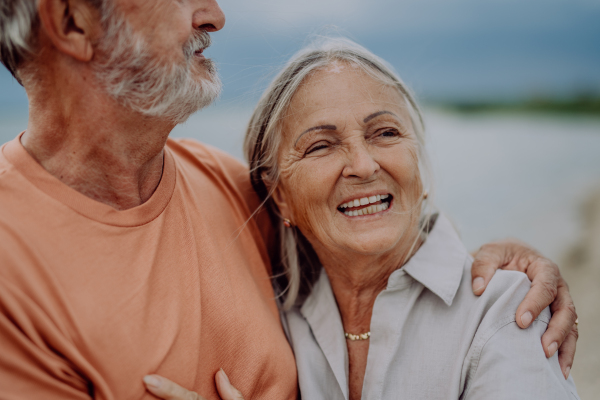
[275,63,424,259]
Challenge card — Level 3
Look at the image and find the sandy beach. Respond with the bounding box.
[561,188,600,399]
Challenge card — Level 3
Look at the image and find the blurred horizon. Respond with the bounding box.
[1,0,600,111]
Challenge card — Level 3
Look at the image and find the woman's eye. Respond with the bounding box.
[380,129,399,137]
[305,142,330,154]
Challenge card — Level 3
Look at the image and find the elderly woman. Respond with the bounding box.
[145,39,579,399]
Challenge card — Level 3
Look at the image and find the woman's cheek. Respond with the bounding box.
[289,163,337,235]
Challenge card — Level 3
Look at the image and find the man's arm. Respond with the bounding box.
[0,282,92,399]
[470,239,578,378]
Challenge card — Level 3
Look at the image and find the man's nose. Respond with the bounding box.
[193,0,226,32]
[342,142,380,180]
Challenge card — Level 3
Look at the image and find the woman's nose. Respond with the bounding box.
[193,0,226,32]
[342,143,380,180]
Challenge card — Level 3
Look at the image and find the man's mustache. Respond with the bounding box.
[184,30,212,60]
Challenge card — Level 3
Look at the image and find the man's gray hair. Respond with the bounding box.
[244,37,434,310]
[0,0,104,83]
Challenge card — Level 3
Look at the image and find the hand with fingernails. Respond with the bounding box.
[143,369,244,400]
[470,238,578,379]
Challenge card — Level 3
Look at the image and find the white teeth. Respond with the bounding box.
[339,194,392,215]
[343,200,391,217]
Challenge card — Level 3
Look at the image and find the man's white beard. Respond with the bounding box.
[93,13,221,124]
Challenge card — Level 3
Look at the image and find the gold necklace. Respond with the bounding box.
[345,331,370,341]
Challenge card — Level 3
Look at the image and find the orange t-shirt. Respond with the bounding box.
[0,135,297,399]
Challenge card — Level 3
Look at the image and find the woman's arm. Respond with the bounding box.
[470,239,578,377]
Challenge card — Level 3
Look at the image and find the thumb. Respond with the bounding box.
[216,369,245,400]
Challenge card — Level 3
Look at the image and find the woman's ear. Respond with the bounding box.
[38,0,101,62]
[271,183,293,223]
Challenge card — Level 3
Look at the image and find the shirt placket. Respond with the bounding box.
[361,272,423,400]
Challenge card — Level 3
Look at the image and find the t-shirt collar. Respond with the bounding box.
[2,132,177,227]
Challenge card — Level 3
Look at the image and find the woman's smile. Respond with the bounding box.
[338,194,392,217]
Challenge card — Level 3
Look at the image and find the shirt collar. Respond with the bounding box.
[395,213,468,306]
[302,213,468,311]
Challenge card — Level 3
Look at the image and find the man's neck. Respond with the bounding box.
[21,71,175,210]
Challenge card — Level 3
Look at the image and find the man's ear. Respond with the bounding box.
[38,0,101,62]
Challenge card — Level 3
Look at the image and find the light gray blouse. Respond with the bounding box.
[285,214,579,400]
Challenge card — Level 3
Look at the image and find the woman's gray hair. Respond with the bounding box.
[244,37,433,310]
[0,0,105,83]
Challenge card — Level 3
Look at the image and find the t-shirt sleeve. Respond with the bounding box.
[463,314,580,400]
[0,282,92,399]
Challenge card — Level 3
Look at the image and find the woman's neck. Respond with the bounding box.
[320,234,422,333]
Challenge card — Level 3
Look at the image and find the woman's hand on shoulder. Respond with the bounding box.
[470,238,578,379]
[143,369,244,400]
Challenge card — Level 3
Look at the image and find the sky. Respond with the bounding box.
[1,0,599,110]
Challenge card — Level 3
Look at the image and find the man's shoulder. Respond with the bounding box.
[166,138,266,221]
[167,138,249,178]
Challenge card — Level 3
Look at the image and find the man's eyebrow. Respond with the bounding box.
[294,125,337,147]
[363,111,398,123]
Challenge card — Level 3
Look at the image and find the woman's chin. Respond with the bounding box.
[327,223,416,259]
[337,236,401,257]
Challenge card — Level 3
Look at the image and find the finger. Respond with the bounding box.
[540,279,577,357]
[143,375,206,400]
[216,369,245,400]
[515,260,559,329]
[557,324,578,379]
[470,243,509,295]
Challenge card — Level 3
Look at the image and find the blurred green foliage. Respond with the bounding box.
[439,94,600,116]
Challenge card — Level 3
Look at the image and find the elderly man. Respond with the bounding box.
[0,0,578,399]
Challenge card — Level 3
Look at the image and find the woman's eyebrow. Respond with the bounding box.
[294,125,337,147]
[363,110,398,123]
